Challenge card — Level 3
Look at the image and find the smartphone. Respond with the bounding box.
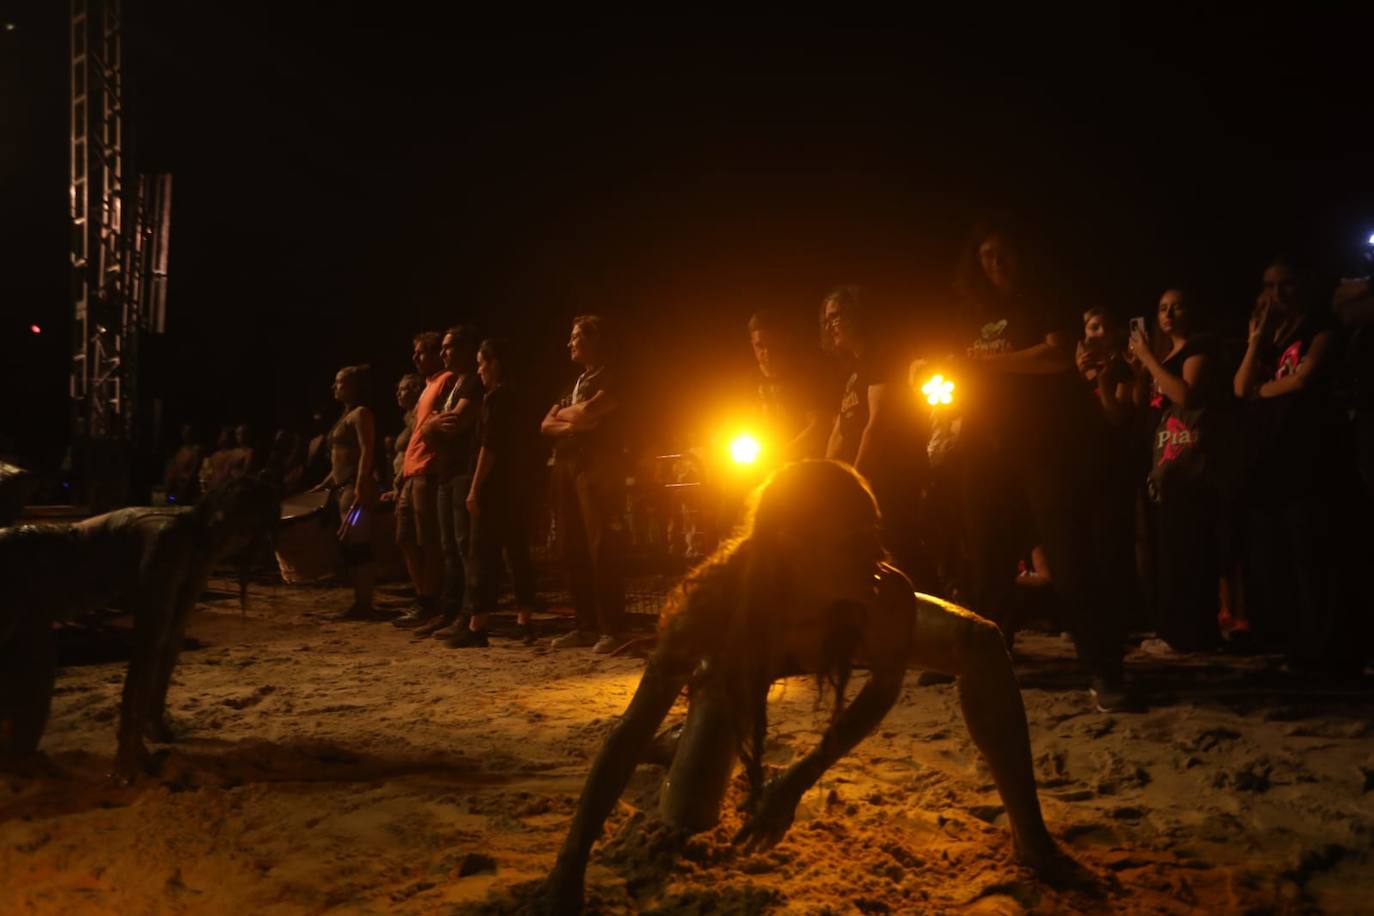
[1129,316,1148,339]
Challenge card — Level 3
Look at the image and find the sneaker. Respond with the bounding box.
[551,629,600,649]
[447,628,489,649]
[1089,677,1131,713]
[1138,637,1178,658]
[593,633,627,655]
[392,603,440,629]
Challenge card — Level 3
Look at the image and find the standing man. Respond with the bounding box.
[392,332,453,628]
[417,325,484,638]
[748,309,836,462]
[541,315,628,653]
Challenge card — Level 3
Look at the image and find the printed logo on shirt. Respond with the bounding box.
[1274,340,1303,380]
[1156,416,1198,464]
[970,319,1012,358]
[839,371,862,418]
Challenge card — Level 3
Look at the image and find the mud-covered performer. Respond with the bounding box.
[541,460,1063,912]
[0,476,279,781]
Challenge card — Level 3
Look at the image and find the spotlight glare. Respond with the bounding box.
[921,374,955,406]
[30,324,42,334]
[729,433,761,465]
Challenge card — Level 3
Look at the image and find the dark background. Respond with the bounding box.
[3,5,1372,479]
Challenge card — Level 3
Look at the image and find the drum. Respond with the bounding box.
[274,490,339,584]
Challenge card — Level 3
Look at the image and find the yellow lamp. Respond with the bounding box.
[729,433,762,465]
[921,374,954,406]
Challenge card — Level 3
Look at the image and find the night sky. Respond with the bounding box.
[4,5,1372,473]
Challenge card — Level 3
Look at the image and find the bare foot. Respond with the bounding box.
[1015,837,1103,895]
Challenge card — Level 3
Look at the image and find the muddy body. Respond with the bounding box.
[0,507,215,778]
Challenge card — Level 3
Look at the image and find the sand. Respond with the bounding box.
[2,577,1372,914]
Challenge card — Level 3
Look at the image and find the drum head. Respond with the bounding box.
[280,489,329,522]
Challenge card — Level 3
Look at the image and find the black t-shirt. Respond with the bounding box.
[478,384,520,492]
[554,366,622,463]
[1147,335,1227,418]
[441,371,484,471]
[832,343,917,472]
[959,292,1086,446]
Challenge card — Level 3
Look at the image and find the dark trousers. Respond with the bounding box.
[1152,479,1222,651]
[554,456,626,635]
[961,429,1125,682]
[470,486,537,614]
[437,473,474,615]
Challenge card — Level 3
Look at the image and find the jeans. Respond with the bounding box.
[437,473,474,616]
[554,455,626,635]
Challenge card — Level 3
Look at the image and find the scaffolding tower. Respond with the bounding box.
[69,0,171,508]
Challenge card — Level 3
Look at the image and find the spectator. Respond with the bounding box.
[418,325,484,639]
[748,309,835,461]
[226,424,256,479]
[1077,308,1136,427]
[455,338,539,647]
[199,427,236,493]
[311,364,380,620]
[387,374,425,494]
[391,333,454,629]
[163,425,202,505]
[1233,258,1363,671]
[268,428,307,495]
[1129,288,1229,653]
[821,286,928,587]
[541,315,628,653]
[950,216,1127,710]
[1332,276,1374,498]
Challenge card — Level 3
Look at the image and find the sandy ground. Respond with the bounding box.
[3,577,1373,915]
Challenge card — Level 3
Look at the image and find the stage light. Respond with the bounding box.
[30,324,42,334]
[729,433,761,465]
[921,374,954,406]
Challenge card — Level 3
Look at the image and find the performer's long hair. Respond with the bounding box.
[656,460,885,795]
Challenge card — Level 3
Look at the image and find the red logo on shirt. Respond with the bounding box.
[1274,340,1303,380]
[1156,417,1197,464]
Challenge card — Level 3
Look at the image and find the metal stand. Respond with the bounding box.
[69,0,171,510]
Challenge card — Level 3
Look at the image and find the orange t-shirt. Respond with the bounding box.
[402,370,453,478]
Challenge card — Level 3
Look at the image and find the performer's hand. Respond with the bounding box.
[379,490,396,504]
[466,491,479,518]
[733,775,802,853]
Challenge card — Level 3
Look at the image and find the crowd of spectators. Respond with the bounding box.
[162,218,1374,710]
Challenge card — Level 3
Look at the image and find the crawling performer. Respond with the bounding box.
[542,460,1063,912]
[0,475,278,780]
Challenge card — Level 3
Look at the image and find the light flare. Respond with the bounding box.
[921,374,954,406]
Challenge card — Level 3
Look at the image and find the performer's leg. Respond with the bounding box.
[908,594,1055,866]
[660,675,738,834]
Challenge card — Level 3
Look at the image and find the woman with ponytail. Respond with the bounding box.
[540,460,1063,913]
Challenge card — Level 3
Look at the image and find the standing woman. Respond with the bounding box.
[1233,258,1359,670]
[313,364,380,620]
[950,217,1126,709]
[455,339,539,647]
[1129,289,1228,653]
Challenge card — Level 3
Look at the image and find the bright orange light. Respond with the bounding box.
[921,374,954,406]
[729,433,761,465]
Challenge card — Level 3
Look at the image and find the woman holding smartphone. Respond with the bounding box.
[1128,289,1229,653]
[313,364,380,620]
